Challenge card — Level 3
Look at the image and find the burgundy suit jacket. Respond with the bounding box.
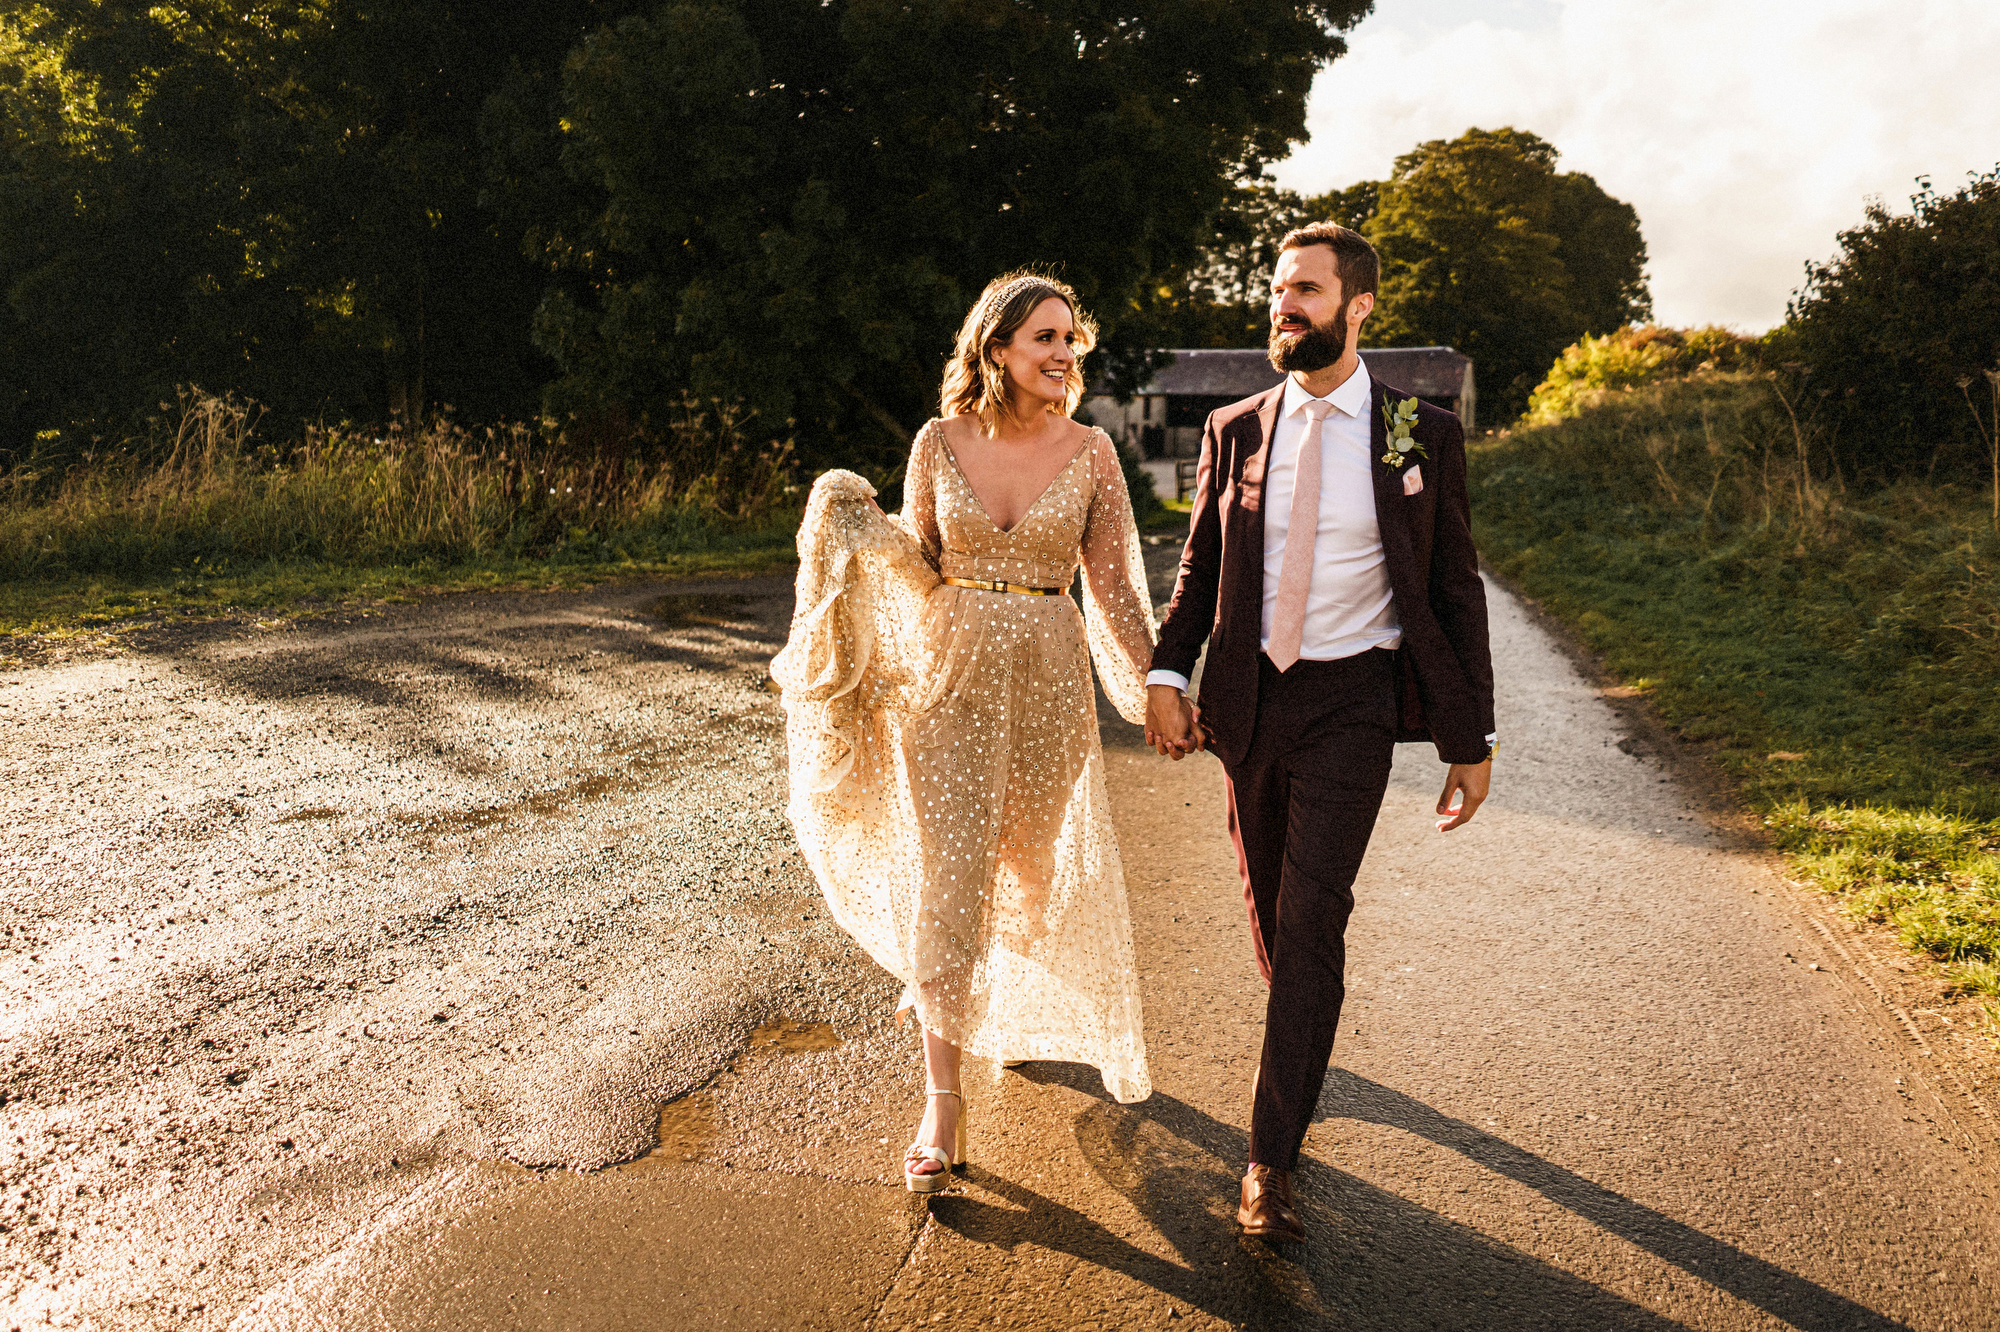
[1150,377,1496,768]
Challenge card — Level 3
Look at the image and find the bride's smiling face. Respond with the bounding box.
[990,297,1077,414]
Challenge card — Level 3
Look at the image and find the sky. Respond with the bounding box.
[1270,0,2000,331]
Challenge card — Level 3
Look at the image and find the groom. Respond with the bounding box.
[1143,222,1496,1244]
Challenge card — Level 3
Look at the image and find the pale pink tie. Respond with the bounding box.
[1267,399,1332,672]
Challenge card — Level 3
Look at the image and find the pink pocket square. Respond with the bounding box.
[1402,464,1424,496]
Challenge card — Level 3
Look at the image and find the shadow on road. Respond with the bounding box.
[925,1063,1905,1331]
[1318,1069,1909,1332]
[146,576,795,791]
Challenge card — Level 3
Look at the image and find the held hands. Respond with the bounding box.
[1144,684,1205,760]
[1144,682,1487,820]
[1435,758,1492,832]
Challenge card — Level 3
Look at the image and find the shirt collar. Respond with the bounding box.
[1280,356,1373,421]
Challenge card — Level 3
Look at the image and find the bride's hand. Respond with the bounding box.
[1144,684,1199,760]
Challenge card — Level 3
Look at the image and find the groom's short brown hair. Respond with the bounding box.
[1279,222,1378,301]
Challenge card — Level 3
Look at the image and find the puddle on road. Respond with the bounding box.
[647,1017,842,1165]
[746,1016,840,1053]
[658,1091,717,1161]
[649,593,758,628]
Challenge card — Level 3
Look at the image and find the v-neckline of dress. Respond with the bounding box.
[936,424,1094,537]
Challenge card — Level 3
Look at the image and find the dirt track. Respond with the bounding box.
[2,553,1996,1330]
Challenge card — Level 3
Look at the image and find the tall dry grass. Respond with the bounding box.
[1,390,799,580]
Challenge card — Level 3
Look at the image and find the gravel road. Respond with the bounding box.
[2,551,1995,1330]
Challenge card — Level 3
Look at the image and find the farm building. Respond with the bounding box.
[1084,346,1476,459]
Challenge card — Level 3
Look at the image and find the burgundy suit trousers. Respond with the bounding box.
[1224,647,1398,1170]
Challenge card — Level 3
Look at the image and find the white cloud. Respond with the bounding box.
[1272,0,2000,330]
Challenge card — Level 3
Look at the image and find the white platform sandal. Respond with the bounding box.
[903,1088,966,1194]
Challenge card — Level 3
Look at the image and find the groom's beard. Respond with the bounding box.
[1267,303,1350,373]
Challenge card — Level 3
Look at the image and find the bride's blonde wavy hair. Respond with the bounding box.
[939,270,1098,430]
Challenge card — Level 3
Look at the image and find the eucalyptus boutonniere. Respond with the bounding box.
[1381,396,1428,468]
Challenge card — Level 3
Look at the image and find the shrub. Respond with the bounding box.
[1116,437,1163,523]
[1786,165,2000,484]
[1525,325,1759,425]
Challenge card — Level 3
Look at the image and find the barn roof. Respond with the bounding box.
[1112,347,1471,400]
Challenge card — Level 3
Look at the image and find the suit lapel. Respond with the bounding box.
[1242,386,1282,514]
[1227,385,1285,640]
[1370,381,1420,601]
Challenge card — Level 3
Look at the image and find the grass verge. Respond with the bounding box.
[1,390,803,643]
[1470,372,2000,1027]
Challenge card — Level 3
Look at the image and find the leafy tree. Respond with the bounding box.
[1786,166,2000,484]
[0,1,605,459]
[0,0,1372,465]
[1304,178,1376,233]
[1357,127,1651,422]
[1109,132,1647,423]
[1104,174,1378,355]
[499,0,1371,469]
[1116,182,1310,352]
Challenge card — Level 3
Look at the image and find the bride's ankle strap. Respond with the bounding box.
[925,1087,962,1099]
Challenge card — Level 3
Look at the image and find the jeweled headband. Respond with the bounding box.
[983,274,1064,312]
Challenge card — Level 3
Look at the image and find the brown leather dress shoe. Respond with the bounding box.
[1237,1164,1305,1243]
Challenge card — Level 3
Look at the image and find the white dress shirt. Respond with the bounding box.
[1148,361,1398,694]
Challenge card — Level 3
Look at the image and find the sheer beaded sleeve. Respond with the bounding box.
[895,420,945,572]
[1079,428,1158,724]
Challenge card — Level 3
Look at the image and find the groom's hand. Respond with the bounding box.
[1144,684,1202,760]
[1435,758,1492,831]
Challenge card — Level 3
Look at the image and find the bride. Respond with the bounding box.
[771,270,1163,1192]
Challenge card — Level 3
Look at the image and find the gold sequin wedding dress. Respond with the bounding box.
[771,421,1156,1103]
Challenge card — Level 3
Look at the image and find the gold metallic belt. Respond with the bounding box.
[942,576,1064,596]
